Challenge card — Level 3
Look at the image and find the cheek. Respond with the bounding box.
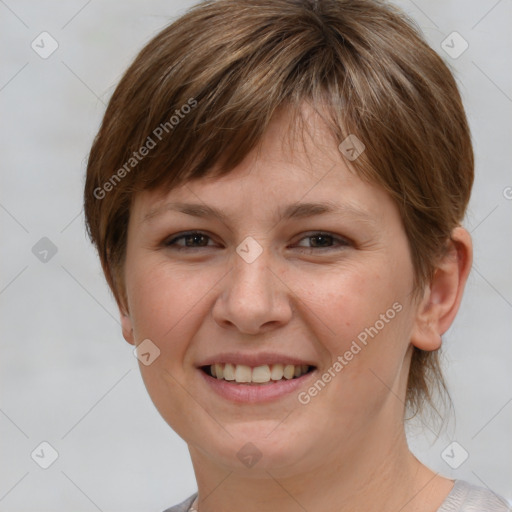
[125,261,216,424]
[293,259,414,408]
[126,259,218,359]
[297,262,408,347]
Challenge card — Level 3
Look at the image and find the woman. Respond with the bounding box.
[84,0,510,510]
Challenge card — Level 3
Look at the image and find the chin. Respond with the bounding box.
[204,423,315,474]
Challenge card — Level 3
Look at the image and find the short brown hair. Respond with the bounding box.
[84,0,474,420]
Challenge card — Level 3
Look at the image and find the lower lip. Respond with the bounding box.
[198,369,316,403]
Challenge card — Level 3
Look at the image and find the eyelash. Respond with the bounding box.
[163,231,351,252]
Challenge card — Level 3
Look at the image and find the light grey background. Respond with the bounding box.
[1,0,511,510]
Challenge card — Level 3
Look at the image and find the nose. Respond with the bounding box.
[211,244,293,335]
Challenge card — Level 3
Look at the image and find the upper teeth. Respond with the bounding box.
[210,363,310,383]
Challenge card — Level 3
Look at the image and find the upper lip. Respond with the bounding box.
[196,352,316,368]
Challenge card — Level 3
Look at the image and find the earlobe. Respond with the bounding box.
[410,283,444,351]
[120,306,135,346]
[112,275,135,345]
[411,227,473,351]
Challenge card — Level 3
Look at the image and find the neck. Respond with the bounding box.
[187,421,448,512]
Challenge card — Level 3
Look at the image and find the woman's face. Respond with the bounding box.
[121,107,423,476]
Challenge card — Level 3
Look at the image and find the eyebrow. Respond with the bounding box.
[142,200,374,225]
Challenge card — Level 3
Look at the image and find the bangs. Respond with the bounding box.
[119,9,353,196]
[85,0,472,302]
[85,0,474,421]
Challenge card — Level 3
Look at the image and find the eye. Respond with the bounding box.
[164,231,217,250]
[163,231,351,252]
[294,232,351,251]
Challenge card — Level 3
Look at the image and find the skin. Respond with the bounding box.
[118,105,472,512]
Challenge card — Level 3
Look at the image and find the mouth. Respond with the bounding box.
[198,362,317,403]
[200,363,315,385]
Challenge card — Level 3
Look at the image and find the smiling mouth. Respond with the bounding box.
[200,363,315,385]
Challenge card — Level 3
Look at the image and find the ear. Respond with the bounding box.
[120,305,135,346]
[411,227,472,351]
[108,264,136,346]
[116,288,135,346]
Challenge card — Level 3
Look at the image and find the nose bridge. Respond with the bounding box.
[230,238,274,305]
[213,236,291,333]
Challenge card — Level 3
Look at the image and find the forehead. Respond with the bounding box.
[130,105,396,228]
[132,168,395,238]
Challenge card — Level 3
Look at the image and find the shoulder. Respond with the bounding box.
[161,492,197,512]
[437,479,511,512]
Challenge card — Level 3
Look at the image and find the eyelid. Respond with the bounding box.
[164,230,352,251]
[164,230,218,248]
[294,231,351,249]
